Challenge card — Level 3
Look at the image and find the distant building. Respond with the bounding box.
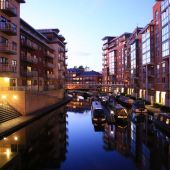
[66,68,102,90]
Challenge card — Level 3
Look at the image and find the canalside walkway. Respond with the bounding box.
[0,97,71,139]
[145,105,161,113]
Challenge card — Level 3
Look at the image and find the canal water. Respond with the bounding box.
[0,98,169,170]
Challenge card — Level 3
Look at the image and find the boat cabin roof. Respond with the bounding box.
[92,101,103,110]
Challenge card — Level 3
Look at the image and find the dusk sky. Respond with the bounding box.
[21,0,155,71]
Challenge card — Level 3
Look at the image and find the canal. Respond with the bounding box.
[0,98,169,170]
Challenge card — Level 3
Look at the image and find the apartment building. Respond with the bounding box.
[102,36,115,92]
[102,0,170,106]
[127,27,143,98]
[0,0,67,92]
[102,33,131,93]
[0,0,25,89]
[153,0,170,106]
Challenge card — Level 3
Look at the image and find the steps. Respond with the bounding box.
[0,104,22,123]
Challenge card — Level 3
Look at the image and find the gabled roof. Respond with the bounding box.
[79,71,102,77]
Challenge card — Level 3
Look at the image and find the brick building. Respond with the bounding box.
[102,33,131,93]
[102,0,170,106]
[0,0,67,92]
[66,68,102,90]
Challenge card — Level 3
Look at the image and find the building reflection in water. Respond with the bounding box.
[103,123,130,155]
[66,98,91,113]
[130,115,170,170]
[94,110,170,170]
[70,99,170,170]
[0,107,68,170]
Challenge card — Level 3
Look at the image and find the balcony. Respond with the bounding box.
[0,22,17,35]
[47,62,55,68]
[21,40,37,51]
[147,83,154,89]
[65,55,68,59]
[58,48,65,53]
[148,70,154,78]
[21,56,38,64]
[0,64,16,73]
[0,42,17,55]
[102,63,107,66]
[58,57,64,62]
[46,51,54,58]
[47,74,55,79]
[24,71,38,77]
[15,0,25,3]
[0,1,17,17]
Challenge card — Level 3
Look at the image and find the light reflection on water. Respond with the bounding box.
[0,99,169,170]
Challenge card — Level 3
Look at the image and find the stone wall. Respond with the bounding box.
[0,90,64,115]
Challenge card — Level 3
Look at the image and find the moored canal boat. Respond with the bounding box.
[91,101,106,123]
[154,113,170,134]
[131,100,147,113]
[113,104,128,123]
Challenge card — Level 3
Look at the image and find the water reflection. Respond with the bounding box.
[66,98,91,113]
[0,107,68,170]
[0,99,169,170]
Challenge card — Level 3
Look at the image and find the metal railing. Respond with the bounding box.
[0,64,17,73]
[0,22,17,35]
[0,0,17,16]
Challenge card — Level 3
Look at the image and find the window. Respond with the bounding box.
[157,65,160,78]
[27,66,32,72]
[27,80,32,86]
[12,60,17,66]
[12,42,17,51]
[162,24,169,42]
[162,40,169,57]
[130,42,136,76]
[0,36,7,45]
[161,0,169,12]
[162,62,166,75]
[0,57,8,64]
[161,9,169,26]
[109,51,115,75]
[142,31,151,65]
[33,80,37,86]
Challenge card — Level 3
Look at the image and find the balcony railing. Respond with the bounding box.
[15,0,25,3]
[58,48,65,53]
[0,64,16,73]
[58,57,64,62]
[0,42,17,55]
[23,71,38,77]
[21,56,38,63]
[147,70,155,77]
[0,22,17,35]
[47,74,55,79]
[47,62,55,68]
[147,83,154,89]
[0,1,17,17]
[21,40,37,51]
[46,51,54,58]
